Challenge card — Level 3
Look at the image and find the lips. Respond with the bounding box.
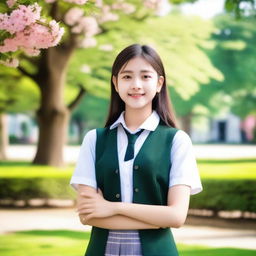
[128,93,145,98]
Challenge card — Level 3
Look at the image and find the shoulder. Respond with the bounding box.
[81,129,97,146]
[173,130,192,145]
[171,129,194,154]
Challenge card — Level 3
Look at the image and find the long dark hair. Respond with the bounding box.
[105,44,177,128]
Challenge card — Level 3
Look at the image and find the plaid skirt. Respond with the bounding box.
[105,230,142,256]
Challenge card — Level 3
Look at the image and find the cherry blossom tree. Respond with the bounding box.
[0,1,64,67]
[0,0,167,166]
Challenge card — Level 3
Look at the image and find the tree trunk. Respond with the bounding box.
[179,112,193,135]
[33,47,73,167]
[74,118,86,144]
[0,113,8,160]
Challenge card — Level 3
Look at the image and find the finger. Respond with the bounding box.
[85,213,94,221]
[80,192,93,198]
[78,208,94,214]
[77,203,93,212]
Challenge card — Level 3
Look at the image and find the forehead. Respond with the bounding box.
[119,56,156,74]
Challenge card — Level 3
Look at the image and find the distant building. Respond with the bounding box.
[191,113,255,143]
[8,112,255,144]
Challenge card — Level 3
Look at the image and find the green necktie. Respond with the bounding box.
[124,128,144,161]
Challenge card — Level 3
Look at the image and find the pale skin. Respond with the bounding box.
[76,57,191,229]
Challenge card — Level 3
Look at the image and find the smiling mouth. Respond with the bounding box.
[128,93,145,97]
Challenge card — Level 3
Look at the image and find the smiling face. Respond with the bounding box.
[112,57,164,113]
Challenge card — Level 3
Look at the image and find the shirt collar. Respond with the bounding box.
[110,110,160,132]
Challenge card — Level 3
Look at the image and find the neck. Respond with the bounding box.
[124,107,152,131]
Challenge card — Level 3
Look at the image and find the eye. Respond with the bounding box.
[122,75,131,79]
[143,75,152,79]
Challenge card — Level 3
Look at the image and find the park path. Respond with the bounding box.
[3,145,256,250]
[7,144,256,163]
[0,208,255,250]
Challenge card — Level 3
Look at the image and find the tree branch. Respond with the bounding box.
[17,66,36,81]
[68,84,87,111]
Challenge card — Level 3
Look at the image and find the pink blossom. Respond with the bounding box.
[0,4,41,34]
[44,0,57,3]
[71,16,100,36]
[95,0,103,8]
[0,58,19,67]
[143,0,158,9]
[98,5,119,24]
[80,64,91,73]
[63,0,88,5]
[6,0,17,8]
[143,0,170,16]
[79,36,97,48]
[64,7,84,26]
[0,20,64,54]
[112,2,135,14]
[99,44,113,51]
[22,48,41,56]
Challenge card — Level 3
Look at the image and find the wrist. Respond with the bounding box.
[114,202,123,215]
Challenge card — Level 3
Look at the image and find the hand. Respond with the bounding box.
[77,189,116,222]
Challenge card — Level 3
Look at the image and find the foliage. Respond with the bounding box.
[0,66,40,113]
[71,94,109,134]
[0,159,256,212]
[224,0,256,18]
[0,177,76,200]
[209,15,256,118]
[67,12,225,128]
[173,13,256,119]
[190,179,256,212]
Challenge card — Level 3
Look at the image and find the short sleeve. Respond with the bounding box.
[169,130,202,195]
[70,129,97,191]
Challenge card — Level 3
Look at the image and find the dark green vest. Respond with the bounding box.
[85,123,179,256]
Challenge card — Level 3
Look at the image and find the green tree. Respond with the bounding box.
[67,11,224,136]
[0,66,39,159]
[225,0,256,18]
[172,14,256,135]
[212,15,256,118]
[1,0,224,166]
[2,0,164,167]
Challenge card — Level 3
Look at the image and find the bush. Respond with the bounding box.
[190,179,256,213]
[0,176,255,213]
[0,160,255,212]
[0,177,76,202]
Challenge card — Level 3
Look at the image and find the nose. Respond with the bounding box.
[132,78,142,90]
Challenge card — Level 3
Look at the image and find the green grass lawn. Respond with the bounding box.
[197,159,256,180]
[0,159,256,179]
[0,230,255,256]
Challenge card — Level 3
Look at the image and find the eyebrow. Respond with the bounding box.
[120,70,154,74]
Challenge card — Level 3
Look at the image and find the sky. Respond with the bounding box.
[181,0,226,19]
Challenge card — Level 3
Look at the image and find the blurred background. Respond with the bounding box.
[0,0,255,255]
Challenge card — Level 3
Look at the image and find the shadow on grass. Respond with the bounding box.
[0,161,74,168]
[15,230,91,240]
[179,247,256,256]
[0,161,31,166]
[197,159,256,164]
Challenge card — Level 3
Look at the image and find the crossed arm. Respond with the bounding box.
[76,184,190,230]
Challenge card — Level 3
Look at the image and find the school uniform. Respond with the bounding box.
[70,110,202,256]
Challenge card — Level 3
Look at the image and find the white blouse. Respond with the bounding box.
[70,111,202,202]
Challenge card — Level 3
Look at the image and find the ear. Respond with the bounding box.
[157,76,164,93]
[112,75,118,92]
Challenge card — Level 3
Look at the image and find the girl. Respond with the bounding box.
[70,44,202,256]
